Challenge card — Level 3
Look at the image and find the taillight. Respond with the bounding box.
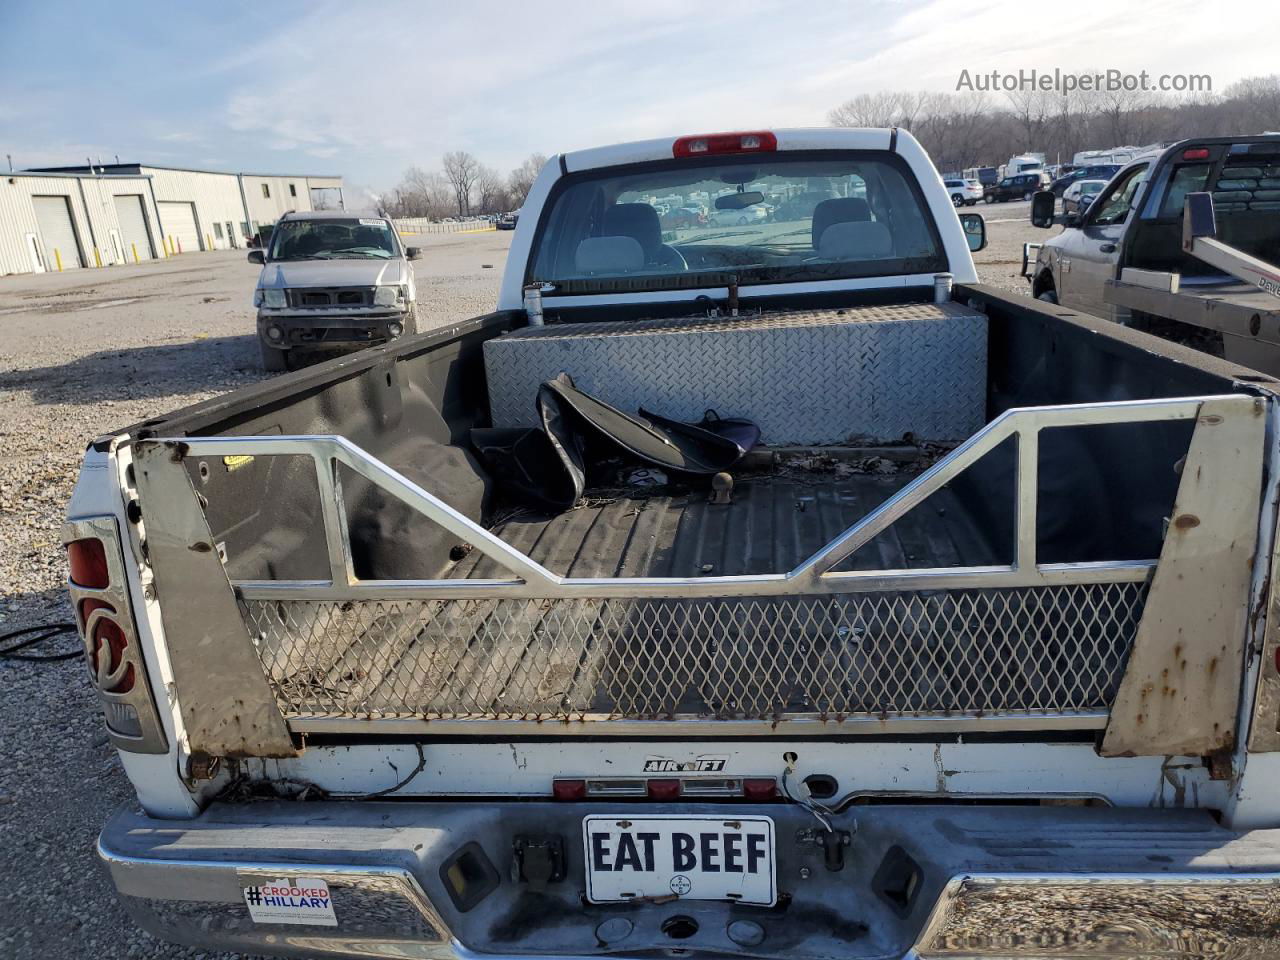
[63,515,167,753]
[673,131,777,158]
[743,777,778,801]
[67,537,109,588]
[1182,147,1211,161]
[647,778,681,801]
[553,779,587,801]
[80,598,135,693]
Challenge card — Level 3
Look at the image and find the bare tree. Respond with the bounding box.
[829,92,910,128]
[475,165,508,214]
[442,151,481,216]
[1004,88,1055,153]
[508,153,549,208]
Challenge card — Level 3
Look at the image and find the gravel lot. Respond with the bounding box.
[0,215,1045,959]
[0,229,509,960]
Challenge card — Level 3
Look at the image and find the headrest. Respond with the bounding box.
[816,220,894,260]
[604,203,662,253]
[811,197,871,249]
[575,236,645,275]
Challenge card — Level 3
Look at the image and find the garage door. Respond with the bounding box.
[157,201,202,254]
[113,195,154,261]
[33,195,84,270]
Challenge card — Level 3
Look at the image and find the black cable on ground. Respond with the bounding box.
[0,622,82,662]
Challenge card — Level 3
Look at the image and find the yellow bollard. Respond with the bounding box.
[131,242,139,264]
[94,247,102,268]
[206,233,212,251]
[54,248,63,272]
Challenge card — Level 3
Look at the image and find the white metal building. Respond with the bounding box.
[1,163,344,276]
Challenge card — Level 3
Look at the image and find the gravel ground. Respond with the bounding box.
[0,216,1044,959]
[0,230,509,960]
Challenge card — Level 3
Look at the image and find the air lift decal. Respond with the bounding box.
[240,876,338,926]
[643,755,728,773]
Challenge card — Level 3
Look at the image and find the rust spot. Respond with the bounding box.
[1173,514,1200,530]
[1136,714,1145,724]
[1180,660,1188,671]
[1208,657,1218,674]
[1174,643,1183,658]
[188,541,213,553]
[1199,414,1223,425]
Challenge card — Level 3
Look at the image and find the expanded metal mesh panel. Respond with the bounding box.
[240,583,1147,723]
[483,304,987,444]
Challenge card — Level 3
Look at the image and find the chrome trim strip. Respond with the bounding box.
[284,711,1111,737]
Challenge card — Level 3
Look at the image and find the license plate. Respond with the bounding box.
[583,815,776,905]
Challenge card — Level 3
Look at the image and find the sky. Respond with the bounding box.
[3,0,1279,200]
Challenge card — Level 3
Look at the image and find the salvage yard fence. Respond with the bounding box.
[393,218,496,236]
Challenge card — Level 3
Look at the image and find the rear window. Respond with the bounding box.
[528,151,946,293]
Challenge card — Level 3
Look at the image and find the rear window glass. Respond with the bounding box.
[528,152,946,293]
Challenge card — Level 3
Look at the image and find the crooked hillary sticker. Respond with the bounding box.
[241,876,338,926]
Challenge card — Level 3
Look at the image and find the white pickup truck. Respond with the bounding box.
[65,128,1280,960]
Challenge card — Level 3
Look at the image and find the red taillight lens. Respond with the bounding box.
[673,131,778,158]
[1182,147,1211,161]
[647,778,681,800]
[80,598,135,693]
[553,779,586,801]
[743,777,778,801]
[68,538,109,588]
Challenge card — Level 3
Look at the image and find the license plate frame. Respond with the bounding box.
[582,814,777,906]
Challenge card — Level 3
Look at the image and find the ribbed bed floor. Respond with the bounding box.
[451,474,1000,580]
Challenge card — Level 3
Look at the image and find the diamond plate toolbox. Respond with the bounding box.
[483,303,987,443]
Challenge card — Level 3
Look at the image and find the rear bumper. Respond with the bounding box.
[100,801,1280,960]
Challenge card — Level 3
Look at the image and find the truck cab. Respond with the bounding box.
[1025,136,1280,369]
[64,128,1280,960]
[248,210,422,370]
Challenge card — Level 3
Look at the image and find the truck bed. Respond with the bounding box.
[457,473,997,580]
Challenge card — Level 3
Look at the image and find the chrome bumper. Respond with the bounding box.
[100,802,1280,959]
[1021,241,1042,278]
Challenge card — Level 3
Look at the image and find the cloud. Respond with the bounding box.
[6,0,1279,189]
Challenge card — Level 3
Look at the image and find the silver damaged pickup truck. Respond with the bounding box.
[249,210,421,370]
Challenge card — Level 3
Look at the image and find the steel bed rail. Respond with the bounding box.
[160,394,1225,601]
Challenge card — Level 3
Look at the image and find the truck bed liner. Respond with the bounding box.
[457,473,998,580]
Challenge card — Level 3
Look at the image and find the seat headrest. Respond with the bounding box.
[816,220,894,260]
[811,197,871,249]
[575,236,645,275]
[604,203,662,253]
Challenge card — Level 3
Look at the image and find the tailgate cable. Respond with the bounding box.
[781,758,834,833]
[0,621,80,663]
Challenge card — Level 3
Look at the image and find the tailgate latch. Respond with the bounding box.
[797,826,854,872]
[512,835,566,891]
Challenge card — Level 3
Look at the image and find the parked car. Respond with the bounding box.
[708,203,768,226]
[1049,164,1123,197]
[659,206,706,229]
[1061,178,1108,215]
[943,177,983,207]
[247,210,420,371]
[497,210,520,230]
[68,126,1280,960]
[770,190,838,222]
[984,172,1050,203]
